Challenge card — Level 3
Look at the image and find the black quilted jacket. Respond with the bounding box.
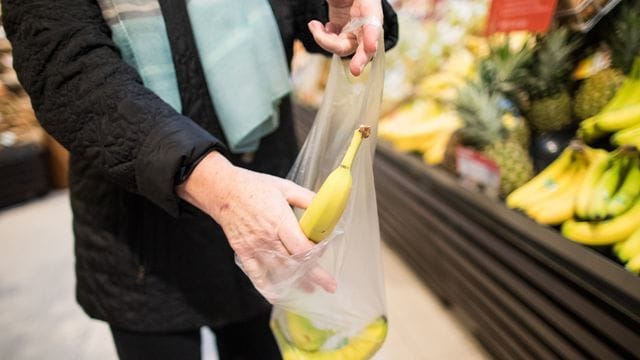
[2,0,398,332]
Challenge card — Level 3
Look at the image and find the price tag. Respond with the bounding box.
[456,146,501,199]
[486,0,558,35]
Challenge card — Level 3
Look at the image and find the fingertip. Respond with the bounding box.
[350,61,363,76]
[349,46,369,76]
[363,24,380,55]
[307,20,322,32]
[325,279,337,293]
[365,41,378,56]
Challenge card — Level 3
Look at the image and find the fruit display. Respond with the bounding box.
[363,0,489,165]
[520,27,581,131]
[578,57,640,144]
[506,142,604,225]
[272,311,388,360]
[573,52,625,120]
[452,83,534,196]
[561,146,640,245]
[0,35,44,150]
[378,100,462,165]
[509,142,640,253]
[614,227,640,273]
[289,1,640,275]
[571,0,640,120]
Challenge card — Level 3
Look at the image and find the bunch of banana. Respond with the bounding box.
[611,122,640,148]
[506,142,602,225]
[614,227,640,274]
[272,314,388,360]
[579,57,640,143]
[299,126,370,243]
[561,146,640,246]
[379,102,462,165]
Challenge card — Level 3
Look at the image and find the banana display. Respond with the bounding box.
[579,57,640,145]
[299,126,370,243]
[272,312,388,360]
[615,227,640,273]
[504,55,640,275]
[506,142,604,225]
[561,146,640,246]
[378,100,462,165]
[509,143,640,268]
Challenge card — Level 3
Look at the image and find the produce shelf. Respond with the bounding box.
[0,143,50,209]
[293,104,640,360]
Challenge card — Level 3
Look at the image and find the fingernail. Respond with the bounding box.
[359,64,365,73]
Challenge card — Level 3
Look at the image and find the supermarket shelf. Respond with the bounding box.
[292,104,640,360]
[373,144,640,360]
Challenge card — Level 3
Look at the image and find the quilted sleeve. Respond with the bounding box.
[1,0,222,217]
[293,0,399,54]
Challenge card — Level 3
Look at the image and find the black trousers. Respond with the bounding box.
[110,312,281,360]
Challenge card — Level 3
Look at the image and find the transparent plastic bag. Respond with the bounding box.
[238,18,387,360]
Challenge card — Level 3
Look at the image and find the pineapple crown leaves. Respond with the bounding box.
[524,27,581,99]
[609,1,640,74]
[454,82,509,149]
[479,39,534,95]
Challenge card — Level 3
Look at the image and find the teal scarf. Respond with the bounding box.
[98,0,292,153]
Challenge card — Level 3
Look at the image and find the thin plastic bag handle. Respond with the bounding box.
[341,16,383,34]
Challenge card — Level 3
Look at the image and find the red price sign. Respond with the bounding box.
[486,0,558,34]
[456,147,501,199]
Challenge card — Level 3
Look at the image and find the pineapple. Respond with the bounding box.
[478,36,533,104]
[503,112,531,149]
[527,89,572,130]
[609,1,640,75]
[574,67,624,119]
[523,27,580,132]
[477,36,533,148]
[452,83,534,197]
[574,3,640,119]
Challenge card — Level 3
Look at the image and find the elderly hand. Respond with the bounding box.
[308,0,383,76]
[177,151,337,300]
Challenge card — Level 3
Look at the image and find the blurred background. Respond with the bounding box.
[2,0,640,359]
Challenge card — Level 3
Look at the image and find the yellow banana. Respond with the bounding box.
[578,116,607,143]
[524,162,588,225]
[379,113,460,153]
[611,123,640,147]
[561,198,640,245]
[606,156,640,218]
[600,79,640,113]
[284,311,335,351]
[575,149,610,219]
[422,126,458,165]
[299,126,369,243]
[626,254,640,274]
[592,104,640,132]
[614,227,640,263]
[587,157,624,221]
[506,145,575,209]
[274,316,388,360]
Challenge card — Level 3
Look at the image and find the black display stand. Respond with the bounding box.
[0,143,50,209]
[294,104,640,360]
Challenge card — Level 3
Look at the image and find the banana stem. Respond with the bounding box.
[340,125,371,169]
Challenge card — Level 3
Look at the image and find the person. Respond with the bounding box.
[2,0,398,359]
